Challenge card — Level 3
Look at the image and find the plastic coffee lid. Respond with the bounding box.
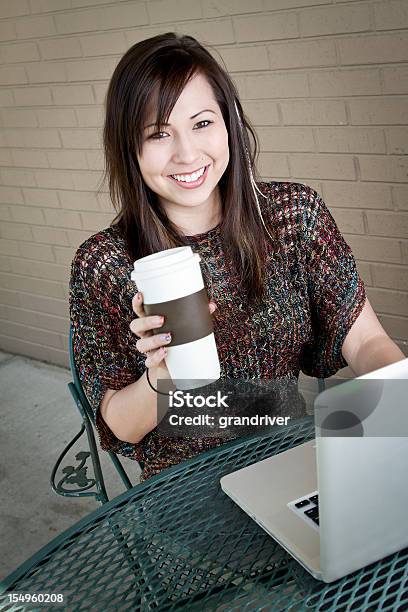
[133,246,193,273]
[131,248,201,282]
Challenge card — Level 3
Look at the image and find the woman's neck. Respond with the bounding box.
[161,189,222,237]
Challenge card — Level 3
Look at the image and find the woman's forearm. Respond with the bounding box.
[350,334,405,377]
[101,366,170,444]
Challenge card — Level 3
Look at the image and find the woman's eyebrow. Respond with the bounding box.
[144,109,217,130]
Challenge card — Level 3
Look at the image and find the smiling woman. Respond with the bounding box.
[100,33,270,301]
[69,32,404,483]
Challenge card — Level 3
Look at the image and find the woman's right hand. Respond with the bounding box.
[130,291,217,369]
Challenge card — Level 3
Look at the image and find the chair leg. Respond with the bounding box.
[81,412,109,504]
[108,452,134,490]
[50,421,108,505]
[55,382,110,505]
[53,381,138,506]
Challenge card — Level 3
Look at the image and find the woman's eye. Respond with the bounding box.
[194,120,212,129]
[148,131,167,140]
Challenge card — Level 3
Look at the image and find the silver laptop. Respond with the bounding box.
[220,359,408,583]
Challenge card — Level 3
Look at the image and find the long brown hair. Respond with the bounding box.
[101,32,274,302]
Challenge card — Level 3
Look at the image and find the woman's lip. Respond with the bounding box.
[166,165,209,189]
[167,165,207,177]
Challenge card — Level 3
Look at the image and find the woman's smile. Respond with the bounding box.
[167,164,210,189]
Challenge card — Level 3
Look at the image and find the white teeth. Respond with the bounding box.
[171,166,206,183]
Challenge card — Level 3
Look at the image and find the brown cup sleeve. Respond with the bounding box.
[144,287,213,346]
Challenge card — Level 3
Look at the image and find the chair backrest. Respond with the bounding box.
[69,324,98,424]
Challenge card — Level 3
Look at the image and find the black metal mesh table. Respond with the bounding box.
[1,416,407,611]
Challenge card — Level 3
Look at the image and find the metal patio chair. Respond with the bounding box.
[51,325,137,505]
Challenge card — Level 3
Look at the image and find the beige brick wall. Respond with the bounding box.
[0,0,407,374]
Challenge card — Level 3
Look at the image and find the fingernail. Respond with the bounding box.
[160,333,171,342]
[155,316,164,325]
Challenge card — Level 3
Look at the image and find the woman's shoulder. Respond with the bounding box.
[256,180,325,240]
[70,224,132,287]
[257,180,322,217]
[73,224,127,260]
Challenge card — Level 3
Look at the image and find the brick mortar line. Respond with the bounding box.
[4,93,408,105]
[0,340,69,367]
[0,304,68,317]
[0,270,66,281]
[4,58,408,72]
[3,28,408,48]
[3,28,408,49]
[0,315,68,326]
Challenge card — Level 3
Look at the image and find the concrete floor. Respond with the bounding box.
[0,351,141,581]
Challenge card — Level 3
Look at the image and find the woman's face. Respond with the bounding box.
[137,72,230,221]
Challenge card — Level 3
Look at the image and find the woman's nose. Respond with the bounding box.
[172,133,200,164]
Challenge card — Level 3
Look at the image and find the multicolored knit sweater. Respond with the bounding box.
[69,182,366,481]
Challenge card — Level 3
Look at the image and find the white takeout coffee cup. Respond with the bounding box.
[131,246,220,390]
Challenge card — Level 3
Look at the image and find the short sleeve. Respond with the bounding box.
[69,239,145,453]
[299,188,366,379]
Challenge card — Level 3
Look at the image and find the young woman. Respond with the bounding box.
[69,32,404,482]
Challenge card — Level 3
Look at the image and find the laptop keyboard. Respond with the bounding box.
[288,491,319,529]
